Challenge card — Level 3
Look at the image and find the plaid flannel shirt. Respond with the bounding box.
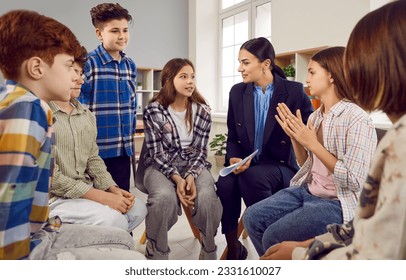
[79,44,137,159]
[290,100,377,223]
[143,101,212,179]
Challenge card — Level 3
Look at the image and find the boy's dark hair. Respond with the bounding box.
[75,46,88,69]
[0,10,83,80]
[90,3,132,28]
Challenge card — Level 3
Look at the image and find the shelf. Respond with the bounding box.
[275,46,329,85]
[136,67,162,114]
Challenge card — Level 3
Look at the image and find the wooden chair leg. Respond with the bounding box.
[242,229,248,239]
[139,229,147,244]
[220,216,246,260]
[182,204,201,242]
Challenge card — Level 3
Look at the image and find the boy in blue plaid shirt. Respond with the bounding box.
[79,3,137,191]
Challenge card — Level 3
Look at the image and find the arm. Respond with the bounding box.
[51,162,93,199]
[225,91,243,163]
[185,105,211,178]
[277,103,338,172]
[332,116,377,192]
[275,103,309,165]
[0,101,51,259]
[131,63,137,134]
[85,136,116,191]
[260,239,314,260]
[143,105,179,179]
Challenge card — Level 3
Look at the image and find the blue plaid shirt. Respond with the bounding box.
[79,44,137,159]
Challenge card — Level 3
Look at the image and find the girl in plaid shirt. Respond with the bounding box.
[244,47,377,256]
[142,58,222,260]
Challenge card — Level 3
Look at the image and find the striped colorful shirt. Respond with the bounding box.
[143,102,212,179]
[78,44,137,159]
[0,81,53,260]
[48,99,116,204]
[290,100,377,223]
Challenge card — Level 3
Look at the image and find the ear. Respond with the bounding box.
[25,57,44,80]
[263,59,271,68]
[328,73,334,83]
[95,28,103,41]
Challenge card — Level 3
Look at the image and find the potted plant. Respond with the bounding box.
[283,64,295,81]
[209,133,227,166]
[137,82,143,90]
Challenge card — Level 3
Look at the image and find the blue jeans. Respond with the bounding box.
[243,186,343,256]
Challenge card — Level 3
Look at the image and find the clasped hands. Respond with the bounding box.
[106,186,135,214]
[173,174,197,207]
[275,103,317,149]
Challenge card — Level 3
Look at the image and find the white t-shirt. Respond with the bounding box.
[168,103,197,148]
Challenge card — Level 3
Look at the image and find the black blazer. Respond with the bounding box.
[225,74,314,173]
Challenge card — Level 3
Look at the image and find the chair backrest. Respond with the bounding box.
[135,141,148,194]
[375,127,387,144]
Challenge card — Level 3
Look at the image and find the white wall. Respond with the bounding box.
[271,0,369,53]
[0,0,188,81]
[370,0,394,10]
[189,0,219,110]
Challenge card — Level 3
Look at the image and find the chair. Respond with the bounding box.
[134,141,201,244]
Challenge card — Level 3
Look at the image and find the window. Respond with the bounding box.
[222,0,246,10]
[219,0,271,111]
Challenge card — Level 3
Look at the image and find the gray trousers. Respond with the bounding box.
[144,165,222,259]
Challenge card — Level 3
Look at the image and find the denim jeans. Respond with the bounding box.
[243,186,343,256]
[29,223,145,259]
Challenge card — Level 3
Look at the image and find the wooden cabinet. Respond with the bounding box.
[136,67,162,115]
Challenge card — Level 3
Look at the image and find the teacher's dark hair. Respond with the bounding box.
[240,37,286,79]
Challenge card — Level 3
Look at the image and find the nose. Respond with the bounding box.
[78,75,85,85]
[237,63,243,72]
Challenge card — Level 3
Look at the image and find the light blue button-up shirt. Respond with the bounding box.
[253,83,274,157]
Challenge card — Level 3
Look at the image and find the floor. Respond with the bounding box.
[130,157,259,260]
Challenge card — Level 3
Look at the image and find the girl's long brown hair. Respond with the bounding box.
[151,58,207,133]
